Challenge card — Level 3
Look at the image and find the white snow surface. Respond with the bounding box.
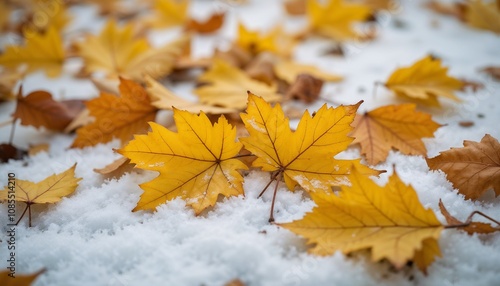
[1,0,500,285]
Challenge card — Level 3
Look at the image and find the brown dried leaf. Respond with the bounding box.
[94,157,134,178]
[425,0,467,21]
[285,74,324,103]
[28,143,49,156]
[186,12,225,34]
[439,200,500,234]
[427,134,500,200]
[284,0,306,15]
[481,66,500,81]
[0,143,27,163]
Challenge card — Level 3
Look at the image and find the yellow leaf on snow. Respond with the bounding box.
[307,0,371,41]
[236,23,296,57]
[119,110,247,213]
[426,134,500,200]
[0,27,64,77]
[351,104,441,165]
[71,78,157,148]
[280,169,443,270]
[194,60,281,110]
[145,75,236,114]
[146,0,189,29]
[240,93,378,194]
[0,164,81,226]
[466,0,500,34]
[384,56,464,106]
[77,20,188,81]
[274,60,343,83]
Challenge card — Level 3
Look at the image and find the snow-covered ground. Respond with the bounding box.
[1,0,500,285]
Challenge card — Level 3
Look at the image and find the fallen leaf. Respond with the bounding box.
[194,60,281,110]
[186,12,225,34]
[0,269,45,286]
[94,157,134,178]
[460,78,484,92]
[413,238,441,274]
[91,77,120,95]
[224,278,246,286]
[350,104,441,165]
[240,93,378,195]
[439,200,500,234]
[465,0,500,34]
[285,74,324,103]
[64,108,93,133]
[0,69,22,101]
[12,87,84,131]
[28,143,49,156]
[306,0,371,41]
[71,78,158,148]
[77,20,189,81]
[284,0,306,15]
[17,0,71,34]
[119,110,247,213]
[274,60,343,83]
[244,52,278,85]
[426,134,500,200]
[0,164,81,226]
[425,0,466,21]
[0,143,27,163]
[145,0,189,29]
[279,169,443,270]
[356,0,396,10]
[0,27,65,77]
[236,23,296,57]
[145,75,236,114]
[458,121,474,127]
[481,66,500,81]
[384,56,464,106]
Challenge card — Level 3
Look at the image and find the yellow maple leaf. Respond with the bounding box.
[71,78,158,148]
[194,60,281,110]
[236,23,296,57]
[307,0,371,41]
[0,164,81,227]
[384,56,464,106]
[145,75,236,114]
[0,27,64,77]
[145,0,189,29]
[280,169,443,270]
[119,110,247,213]
[240,93,378,221]
[77,20,188,81]
[24,0,72,33]
[274,60,343,83]
[465,0,500,34]
[351,104,441,165]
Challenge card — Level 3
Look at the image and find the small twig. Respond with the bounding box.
[257,171,281,199]
[444,211,500,229]
[15,204,29,226]
[8,118,17,145]
[268,172,283,223]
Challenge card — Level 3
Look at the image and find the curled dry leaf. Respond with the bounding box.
[0,27,65,78]
[94,157,134,178]
[350,104,441,165]
[0,164,81,227]
[280,169,443,272]
[426,134,500,200]
[71,78,158,148]
[186,12,225,34]
[439,200,500,235]
[274,60,343,83]
[145,75,236,114]
[0,143,27,163]
[384,56,464,106]
[465,0,500,34]
[306,0,372,41]
[285,74,324,103]
[194,60,281,110]
[12,87,85,131]
[119,110,247,214]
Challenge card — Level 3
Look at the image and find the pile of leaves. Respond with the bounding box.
[1,0,500,283]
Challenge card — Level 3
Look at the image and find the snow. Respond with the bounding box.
[1,0,500,285]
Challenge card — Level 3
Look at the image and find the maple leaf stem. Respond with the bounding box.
[8,118,17,145]
[15,203,29,226]
[257,171,281,199]
[444,211,500,229]
[268,172,283,223]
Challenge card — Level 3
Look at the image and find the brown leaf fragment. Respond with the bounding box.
[285,74,324,103]
[460,78,484,92]
[439,200,500,234]
[12,87,83,131]
[0,268,45,286]
[425,1,467,21]
[0,143,27,163]
[321,44,345,57]
[214,45,252,68]
[245,52,278,85]
[458,121,474,127]
[481,66,500,81]
[186,12,225,34]
[284,0,306,15]
[427,134,500,200]
[94,157,134,178]
[224,278,246,286]
[28,143,49,156]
